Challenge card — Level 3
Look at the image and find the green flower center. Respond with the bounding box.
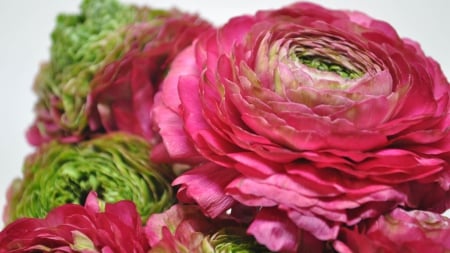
[296,53,363,79]
[287,33,381,80]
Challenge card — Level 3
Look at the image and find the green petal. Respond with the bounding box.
[7,133,174,223]
[71,230,99,252]
[204,227,273,253]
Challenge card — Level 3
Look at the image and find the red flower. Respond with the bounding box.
[26,2,212,147]
[87,12,213,143]
[0,192,148,253]
[334,208,450,253]
[152,2,450,252]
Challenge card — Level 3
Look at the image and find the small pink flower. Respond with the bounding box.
[87,12,212,143]
[334,208,450,253]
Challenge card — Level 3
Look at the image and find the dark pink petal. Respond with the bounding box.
[173,163,239,218]
[335,209,450,253]
[286,209,339,240]
[248,208,299,252]
[152,92,202,164]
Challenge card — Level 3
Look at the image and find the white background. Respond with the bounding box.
[0,0,449,227]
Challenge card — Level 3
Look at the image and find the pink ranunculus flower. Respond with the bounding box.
[0,192,149,252]
[87,12,213,143]
[26,0,213,147]
[334,208,450,253]
[152,2,450,251]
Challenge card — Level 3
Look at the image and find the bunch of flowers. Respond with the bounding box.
[2,0,449,252]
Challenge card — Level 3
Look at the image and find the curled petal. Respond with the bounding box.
[173,163,238,218]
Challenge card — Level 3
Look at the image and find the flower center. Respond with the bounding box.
[295,54,362,79]
[288,32,381,80]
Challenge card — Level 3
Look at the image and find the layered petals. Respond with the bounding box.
[153,2,450,251]
[5,133,174,224]
[0,192,149,253]
[87,11,212,143]
[27,0,212,146]
[334,208,450,253]
[145,204,272,253]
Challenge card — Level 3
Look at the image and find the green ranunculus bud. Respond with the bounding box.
[4,133,174,224]
[203,227,273,253]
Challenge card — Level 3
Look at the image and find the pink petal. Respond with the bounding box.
[173,163,239,218]
[248,208,299,252]
[152,93,201,163]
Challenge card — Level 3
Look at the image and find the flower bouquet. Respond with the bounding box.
[1,0,449,252]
